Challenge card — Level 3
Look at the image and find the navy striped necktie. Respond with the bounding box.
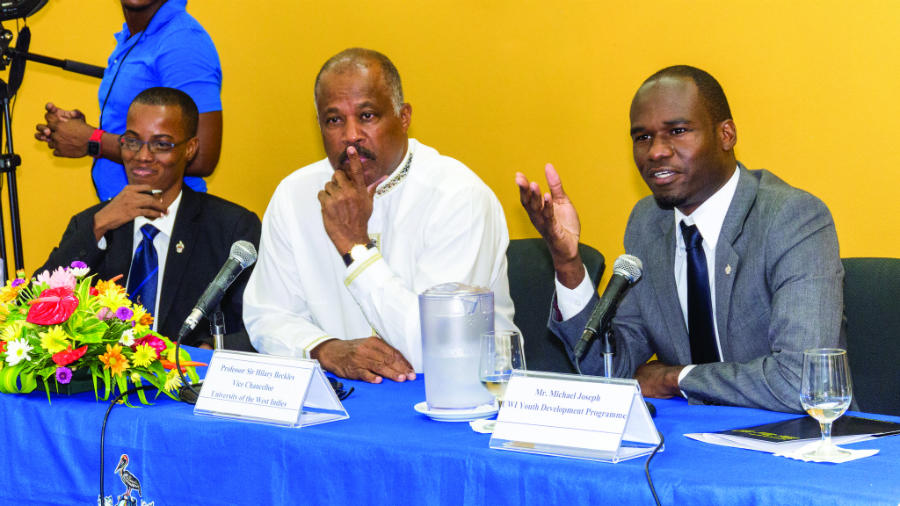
[127,224,160,316]
[680,221,719,364]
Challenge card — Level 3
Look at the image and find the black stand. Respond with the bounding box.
[0,83,22,282]
[0,25,103,282]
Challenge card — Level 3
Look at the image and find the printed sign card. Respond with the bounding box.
[489,370,660,462]
[194,350,348,428]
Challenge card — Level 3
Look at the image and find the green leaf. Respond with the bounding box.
[0,364,37,394]
[73,316,108,344]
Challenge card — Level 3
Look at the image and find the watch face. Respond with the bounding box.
[88,141,101,157]
[350,244,368,260]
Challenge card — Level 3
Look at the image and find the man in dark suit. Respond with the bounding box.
[516,66,843,413]
[38,87,260,348]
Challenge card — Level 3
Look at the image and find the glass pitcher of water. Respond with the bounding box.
[419,282,495,410]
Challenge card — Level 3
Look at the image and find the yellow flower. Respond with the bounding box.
[130,305,148,324]
[99,344,130,377]
[132,307,153,334]
[0,304,7,323]
[130,372,142,384]
[1,320,23,342]
[164,369,183,392]
[39,326,70,354]
[0,280,22,303]
[131,344,156,368]
[97,288,130,311]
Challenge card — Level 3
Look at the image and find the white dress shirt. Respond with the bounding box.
[243,139,518,372]
[100,191,182,329]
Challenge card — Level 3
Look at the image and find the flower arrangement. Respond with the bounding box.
[0,262,203,404]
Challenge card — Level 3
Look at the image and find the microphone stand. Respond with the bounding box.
[175,305,224,404]
[211,310,225,350]
[602,327,615,379]
[598,317,657,417]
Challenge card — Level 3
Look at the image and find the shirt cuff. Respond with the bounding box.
[303,335,336,359]
[554,264,594,321]
[343,247,385,287]
[677,364,696,398]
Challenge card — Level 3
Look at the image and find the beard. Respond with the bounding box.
[652,193,685,211]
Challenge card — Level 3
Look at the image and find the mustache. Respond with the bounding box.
[339,145,377,165]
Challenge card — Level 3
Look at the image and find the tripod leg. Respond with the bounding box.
[2,97,24,277]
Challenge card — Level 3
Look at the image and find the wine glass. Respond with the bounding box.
[479,330,526,408]
[799,348,853,459]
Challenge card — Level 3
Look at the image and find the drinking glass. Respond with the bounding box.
[799,348,853,458]
[479,330,526,406]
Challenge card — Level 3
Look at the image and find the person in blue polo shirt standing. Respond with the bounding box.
[35,0,222,202]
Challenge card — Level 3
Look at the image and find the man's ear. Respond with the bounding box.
[185,137,200,164]
[719,119,737,152]
[399,103,412,133]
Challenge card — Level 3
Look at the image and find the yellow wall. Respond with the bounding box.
[7,1,899,280]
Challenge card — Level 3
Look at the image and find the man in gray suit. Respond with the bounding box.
[516,65,843,413]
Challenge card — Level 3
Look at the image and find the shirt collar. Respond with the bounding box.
[135,190,183,239]
[373,139,415,198]
[675,166,740,250]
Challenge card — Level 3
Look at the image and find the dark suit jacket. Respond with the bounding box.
[551,166,844,413]
[37,187,261,347]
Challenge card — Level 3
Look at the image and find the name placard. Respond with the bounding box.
[489,370,660,463]
[194,350,348,428]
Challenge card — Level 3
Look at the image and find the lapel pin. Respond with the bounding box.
[725,264,732,275]
[176,241,185,254]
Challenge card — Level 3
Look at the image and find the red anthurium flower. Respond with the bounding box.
[89,287,99,296]
[0,341,6,354]
[51,345,88,366]
[26,287,79,325]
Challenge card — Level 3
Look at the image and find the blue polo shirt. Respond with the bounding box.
[94,0,222,201]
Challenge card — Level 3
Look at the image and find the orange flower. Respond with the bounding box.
[95,275,126,296]
[98,344,130,376]
[139,312,154,326]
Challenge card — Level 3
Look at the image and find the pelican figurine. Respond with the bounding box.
[114,454,142,502]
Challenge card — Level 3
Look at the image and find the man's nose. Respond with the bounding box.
[341,118,363,145]
[135,142,155,160]
[648,136,673,160]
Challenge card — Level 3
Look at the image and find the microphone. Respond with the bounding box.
[178,240,257,339]
[573,254,643,361]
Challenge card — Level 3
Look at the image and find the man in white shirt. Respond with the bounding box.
[516,66,843,412]
[39,87,260,348]
[243,48,516,383]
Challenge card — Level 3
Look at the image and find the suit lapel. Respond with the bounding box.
[647,212,692,364]
[157,188,200,328]
[714,163,758,360]
[106,221,135,281]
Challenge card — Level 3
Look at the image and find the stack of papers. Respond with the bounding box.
[685,415,900,454]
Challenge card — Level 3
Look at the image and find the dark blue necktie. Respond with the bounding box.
[680,222,719,364]
[127,224,160,316]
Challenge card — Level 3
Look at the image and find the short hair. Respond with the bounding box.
[642,65,732,123]
[313,48,404,115]
[131,87,199,137]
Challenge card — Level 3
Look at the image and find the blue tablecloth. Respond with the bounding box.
[1,348,898,505]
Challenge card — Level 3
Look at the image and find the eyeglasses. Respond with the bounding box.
[119,135,190,154]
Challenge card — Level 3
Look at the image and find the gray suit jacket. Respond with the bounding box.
[551,165,844,412]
